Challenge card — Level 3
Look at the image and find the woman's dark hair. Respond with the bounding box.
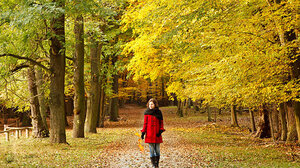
[147,98,159,108]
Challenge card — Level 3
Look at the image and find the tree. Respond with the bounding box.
[122,0,298,141]
[279,103,287,141]
[35,67,49,135]
[49,0,66,143]
[27,65,48,137]
[207,106,213,122]
[249,109,256,133]
[110,54,119,121]
[85,35,100,133]
[286,101,297,142]
[255,105,271,138]
[266,0,299,141]
[72,14,86,138]
[230,105,239,127]
[177,100,183,117]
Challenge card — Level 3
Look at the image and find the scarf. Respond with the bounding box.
[144,107,163,120]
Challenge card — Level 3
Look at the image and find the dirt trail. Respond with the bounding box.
[95,105,205,168]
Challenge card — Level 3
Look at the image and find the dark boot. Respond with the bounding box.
[150,157,156,168]
[155,155,160,168]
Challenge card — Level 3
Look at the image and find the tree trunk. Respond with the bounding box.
[230,105,239,127]
[183,100,188,116]
[161,77,168,106]
[2,105,8,124]
[98,87,106,128]
[207,106,212,122]
[110,55,119,121]
[269,0,299,142]
[249,109,256,133]
[49,0,66,143]
[21,111,32,126]
[193,100,200,112]
[255,105,271,138]
[110,75,119,121]
[286,101,298,142]
[279,103,287,141]
[27,66,48,138]
[85,36,100,133]
[85,92,91,128]
[294,101,300,141]
[268,107,275,142]
[285,23,300,143]
[35,67,49,136]
[72,15,86,138]
[214,108,217,122]
[98,48,107,127]
[177,100,183,117]
[272,104,280,140]
[187,98,192,109]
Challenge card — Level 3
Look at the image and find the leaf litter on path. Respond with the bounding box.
[93,105,207,168]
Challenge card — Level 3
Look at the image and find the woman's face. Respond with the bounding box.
[149,102,155,109]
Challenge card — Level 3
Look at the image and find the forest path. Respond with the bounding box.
[95,104,205,168]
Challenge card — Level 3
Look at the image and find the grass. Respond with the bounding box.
[172,124,300,168]
[0,128,130,167]
[161,106,299,167]
[0,106,299,167]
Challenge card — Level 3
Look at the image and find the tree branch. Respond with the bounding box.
[11,64,30,73]
[0,53,51,72]
[66,56,73,61]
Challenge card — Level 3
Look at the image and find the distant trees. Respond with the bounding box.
[122,0,299,142]
[0,0,130,143]
[0,0,298,144]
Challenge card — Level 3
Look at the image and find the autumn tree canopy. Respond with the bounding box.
[122,0,298,109]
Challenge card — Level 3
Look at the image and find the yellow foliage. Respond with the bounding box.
[122,0,298,108]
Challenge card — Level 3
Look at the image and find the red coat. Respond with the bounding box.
[141,114,165,143]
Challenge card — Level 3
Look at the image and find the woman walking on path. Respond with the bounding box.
[141,98,165,168]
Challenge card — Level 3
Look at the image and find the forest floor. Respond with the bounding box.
[0,104,299,167]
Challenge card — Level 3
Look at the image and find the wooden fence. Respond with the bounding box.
[0,124,33,141]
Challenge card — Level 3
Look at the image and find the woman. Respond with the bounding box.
[141,98,165,168]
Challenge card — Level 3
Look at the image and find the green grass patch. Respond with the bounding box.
[0,128,130,167]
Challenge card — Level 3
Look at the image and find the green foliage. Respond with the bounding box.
[0,0,130,107]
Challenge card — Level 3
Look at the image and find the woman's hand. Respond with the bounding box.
[156,130,163,137]
[141,132,145,139]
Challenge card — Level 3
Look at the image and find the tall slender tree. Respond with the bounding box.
[85,36,100,133]
[27,65,48,137]
[72,14,85,138]
[35,67,49,136]
[110,54,119,122]
[249,109,256,133]
[279,103,287,141]
[230,105,239,127]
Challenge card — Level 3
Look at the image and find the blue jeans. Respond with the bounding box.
[148,143,160,157]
